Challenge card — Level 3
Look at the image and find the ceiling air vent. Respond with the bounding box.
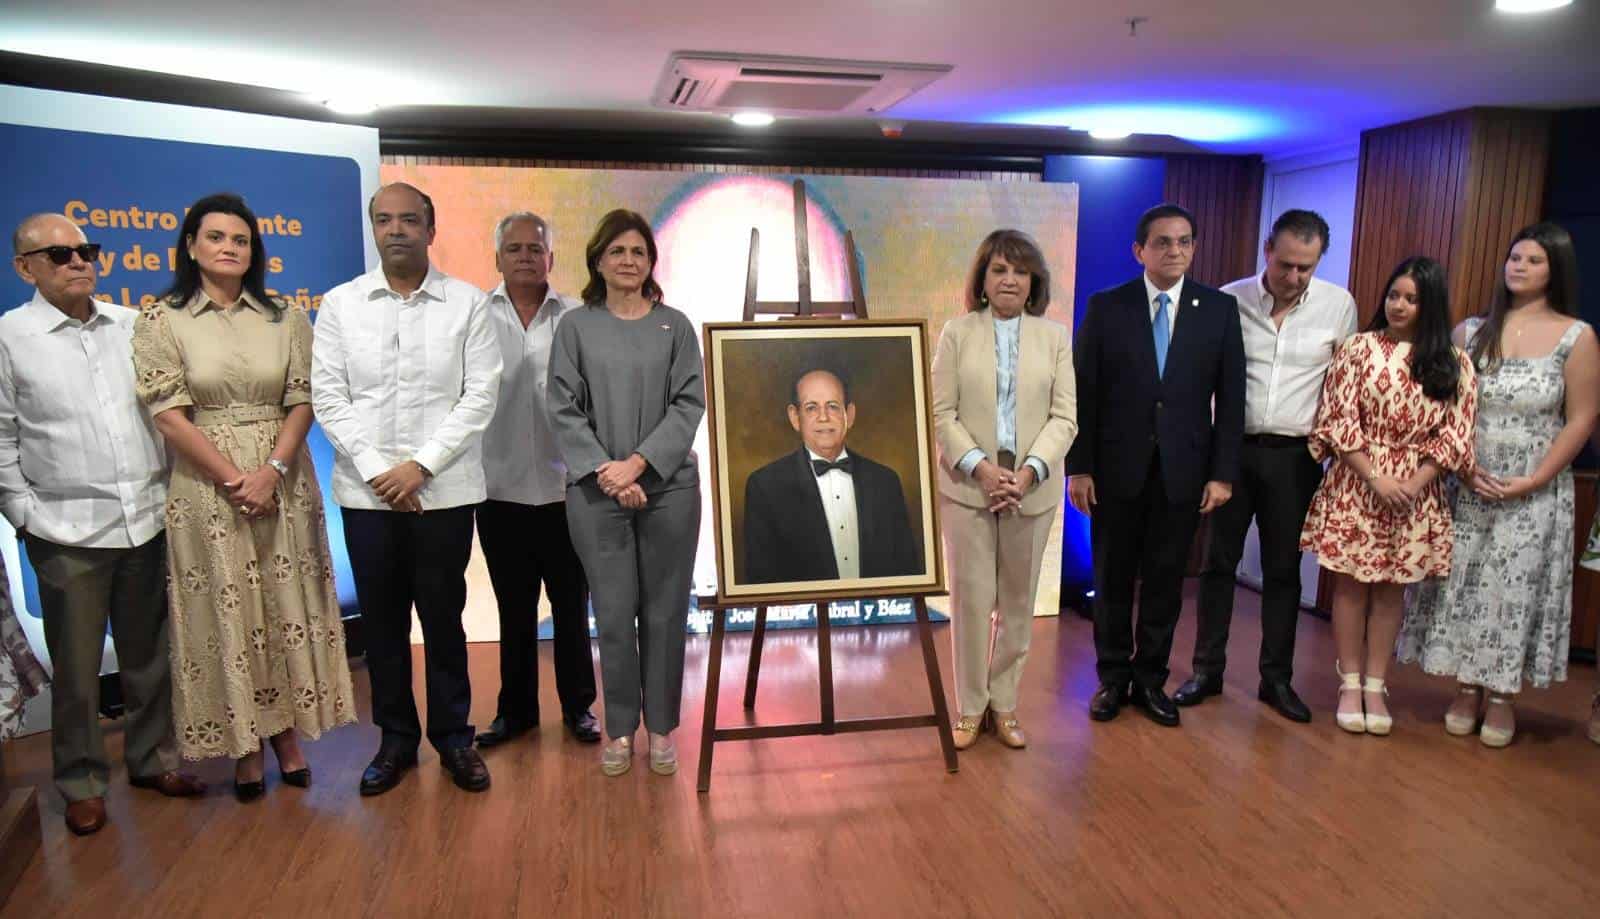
[652,52,951,116]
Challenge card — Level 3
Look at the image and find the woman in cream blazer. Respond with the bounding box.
[932,229,1077,750]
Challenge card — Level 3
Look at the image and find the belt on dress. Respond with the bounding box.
[191,404,287,425]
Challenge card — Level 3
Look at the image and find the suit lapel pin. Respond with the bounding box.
[1191,298,1199,307]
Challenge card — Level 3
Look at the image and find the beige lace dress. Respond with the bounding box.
[133,293,354,760]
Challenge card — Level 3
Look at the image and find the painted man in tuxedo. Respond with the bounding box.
[1066,203,1246,728]
[742,368,922,585]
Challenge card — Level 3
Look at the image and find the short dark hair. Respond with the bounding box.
[1136,203,1197,246]
[790,368,851,407]
[582,209,663,305]
[964,229,1051,316]
[163,193,281,321]
[1269,209,1331,254]
[367,183,435,229]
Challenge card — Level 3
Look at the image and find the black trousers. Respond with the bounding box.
[1193,438,1323,684]
[475,499,597,728]
[342,505,475,754]
[1092,453,1201,690]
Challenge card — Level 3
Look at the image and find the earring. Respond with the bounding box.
[980,293,989,306]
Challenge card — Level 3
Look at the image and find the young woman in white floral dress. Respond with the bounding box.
[133,194,354,800]
[1398,223,1599,749]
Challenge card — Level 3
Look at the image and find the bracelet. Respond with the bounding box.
[266,458,289,478]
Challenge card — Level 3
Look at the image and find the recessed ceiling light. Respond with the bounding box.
[731,111,775,127]
[324,97,379,115]
[1089,127,1132,140]
[1496,0,1573,12]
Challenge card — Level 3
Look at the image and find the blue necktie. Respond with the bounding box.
[1152,292,1171,378]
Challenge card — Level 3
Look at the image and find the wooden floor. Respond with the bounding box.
[3,585,1599,919]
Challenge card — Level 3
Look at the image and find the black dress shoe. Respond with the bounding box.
[1128,683,1181,727]
[564,710,602,744]
[234,778,266,803]
[440,747,491,792]
[474,717,532,749]
[1090,682,1130,722]
[280,767,312,788]
[1258,680,1313,723]
[1174,673,1225,707]
[359,749,418,797]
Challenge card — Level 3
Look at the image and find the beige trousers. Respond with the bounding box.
[942,498,1057,717]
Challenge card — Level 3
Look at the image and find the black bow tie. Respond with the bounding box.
[811,456,853,476]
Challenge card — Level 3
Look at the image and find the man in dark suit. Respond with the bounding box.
[742,368,922,584]
[1066,203,1245,727]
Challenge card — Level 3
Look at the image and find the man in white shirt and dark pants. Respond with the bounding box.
[1174,210,1358,722]
[0,213,204,836]
[473,212,600,749]
[311,184,502,795]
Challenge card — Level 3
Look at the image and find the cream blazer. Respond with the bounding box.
[931,310,1078,516]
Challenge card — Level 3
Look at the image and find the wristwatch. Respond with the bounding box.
[266,458,290,478]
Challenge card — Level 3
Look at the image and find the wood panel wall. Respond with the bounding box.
[1163,154,1265,287]
[1346,108,1552,326]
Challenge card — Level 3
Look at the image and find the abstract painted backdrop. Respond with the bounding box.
[379,163,1077,635]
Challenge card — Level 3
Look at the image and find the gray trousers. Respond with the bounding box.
[565,480,700,739]
[23,532,177,802]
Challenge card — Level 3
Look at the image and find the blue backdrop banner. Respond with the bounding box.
[0,122,369,615]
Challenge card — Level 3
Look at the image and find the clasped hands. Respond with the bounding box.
[975,460,1033,515]
[367,460,429,514]
[224,465,282,519]
[597,454,649,510]
[1467,468,1536,503]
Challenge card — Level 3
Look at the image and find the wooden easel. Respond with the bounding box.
[697,180,958,792]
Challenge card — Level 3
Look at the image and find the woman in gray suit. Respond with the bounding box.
[931,230,1077,750]
[548,209,705,777]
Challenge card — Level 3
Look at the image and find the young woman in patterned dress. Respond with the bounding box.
[1397,223,1598,748]
[1299,257,1477,736]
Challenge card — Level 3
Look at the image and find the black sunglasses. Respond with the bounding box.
[19,244,102,266]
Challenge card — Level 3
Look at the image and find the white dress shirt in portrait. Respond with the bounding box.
[809,447,861,580]
[311,265,502,511]
[481,284,580,507]
[0,291,167,548]
[1222,274,1358,437]
[1143,275,1185,337]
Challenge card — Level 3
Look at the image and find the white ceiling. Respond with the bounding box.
[4,0,1598,156]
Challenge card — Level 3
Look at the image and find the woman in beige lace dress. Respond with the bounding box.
[133,194,354,800]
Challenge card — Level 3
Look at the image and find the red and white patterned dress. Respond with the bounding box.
[1299,331,1477,583]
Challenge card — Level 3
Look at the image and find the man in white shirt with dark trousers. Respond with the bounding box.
[1174,209,1358,722]
[311,184,502,795]
[1,213,205,837]
[473,211,601,750]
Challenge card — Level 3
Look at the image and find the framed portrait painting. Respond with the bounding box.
[703,319,945,606]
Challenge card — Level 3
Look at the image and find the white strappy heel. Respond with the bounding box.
[1336,661,1366,734]
[1444,684,1481,736]
[1363,676,1392,736]
[1479,694,1515,748]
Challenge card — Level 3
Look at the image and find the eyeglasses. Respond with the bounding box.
[18,244,102,265]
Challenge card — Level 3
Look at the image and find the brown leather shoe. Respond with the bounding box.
[65,797,107,836]
[129,771,208,797]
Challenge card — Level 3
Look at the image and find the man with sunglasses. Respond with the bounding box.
[0,213,204,836]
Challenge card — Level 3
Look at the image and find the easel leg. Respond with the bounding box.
[817,600,836,732]
[743,605,767,709]
[697,606,727,793]
[915,597,959,772]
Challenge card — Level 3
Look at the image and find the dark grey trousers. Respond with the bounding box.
[564,480,700,739]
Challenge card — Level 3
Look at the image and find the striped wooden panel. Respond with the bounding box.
[1162,154,1265,288]
[1346,108,1550,328]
